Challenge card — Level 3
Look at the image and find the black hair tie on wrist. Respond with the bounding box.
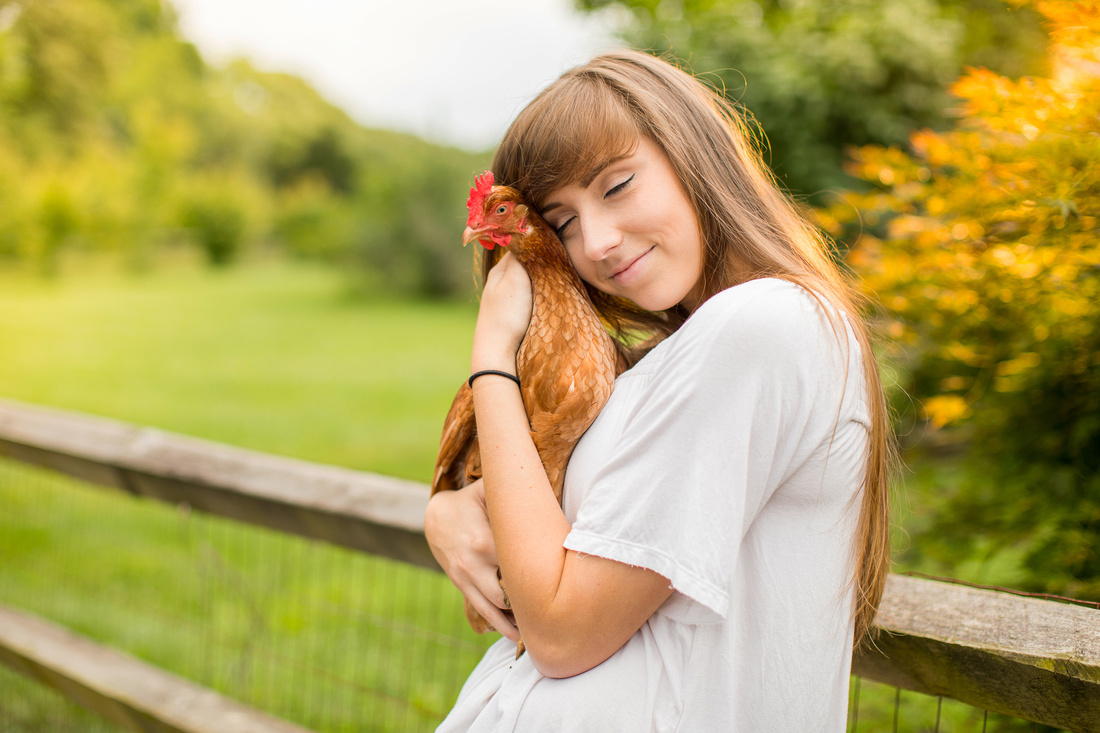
[468,370,521,389]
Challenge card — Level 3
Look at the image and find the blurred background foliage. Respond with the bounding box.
[0,0,488,295]
[823,0,1100,600]
[0,0,1096,604]
[578,0,1050,200]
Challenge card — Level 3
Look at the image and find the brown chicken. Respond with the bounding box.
[431,172,622,648]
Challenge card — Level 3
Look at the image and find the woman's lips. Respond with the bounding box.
[610,246,653,284]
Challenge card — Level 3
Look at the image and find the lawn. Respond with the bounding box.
[0,257,493,732]
[0,257,478,481]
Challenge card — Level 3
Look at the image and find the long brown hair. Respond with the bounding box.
[487,49,892,644]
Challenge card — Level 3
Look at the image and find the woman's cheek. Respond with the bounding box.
[564,245,595,289]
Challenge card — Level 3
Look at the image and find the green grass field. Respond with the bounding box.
[0,258,478,481]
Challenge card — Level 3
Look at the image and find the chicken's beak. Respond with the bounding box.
[462,226,490,247]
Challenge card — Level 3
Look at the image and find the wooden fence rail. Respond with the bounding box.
[0,604,314,733]
[0,398,436,570]
[1,397,1099,732]
[857,575,1100,732]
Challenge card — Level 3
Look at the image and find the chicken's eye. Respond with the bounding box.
[496,205,508,215]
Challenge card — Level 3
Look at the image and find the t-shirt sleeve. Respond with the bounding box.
[562,281,848,619]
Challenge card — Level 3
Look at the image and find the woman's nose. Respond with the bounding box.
[579,212,622,262]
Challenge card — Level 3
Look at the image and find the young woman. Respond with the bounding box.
[425,49,892,731]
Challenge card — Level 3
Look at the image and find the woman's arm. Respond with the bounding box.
[471,254,672,679]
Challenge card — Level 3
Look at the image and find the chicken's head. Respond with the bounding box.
[463,171,531,250]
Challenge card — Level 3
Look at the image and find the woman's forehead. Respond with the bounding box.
[541,147,640,214]
[528,132,641,209]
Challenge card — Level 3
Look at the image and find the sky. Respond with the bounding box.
[170,0,627,151]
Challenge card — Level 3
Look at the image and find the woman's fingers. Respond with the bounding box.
[455,573,518,641]
[424,479,518,640]
[470,595,521,643]
[472,253,533,372]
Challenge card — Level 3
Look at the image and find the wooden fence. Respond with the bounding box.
[1,397,1098,732]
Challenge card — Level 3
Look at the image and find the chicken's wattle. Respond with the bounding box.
[482,233,511,250]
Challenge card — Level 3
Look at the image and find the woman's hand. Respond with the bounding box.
[471,253,532,374]
[424,479,520,642]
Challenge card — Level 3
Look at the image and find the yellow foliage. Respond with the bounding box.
[831,0,1100,556]
[832,0,1100,455]
[996,352,1041,377]
[922,395,971,429]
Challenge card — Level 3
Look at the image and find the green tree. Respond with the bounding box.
[579,0,1047,198]
[179,184,248,266]
[0,0,111,147]
[827,0,1100,598]
[350,142,485,298]
[0,0,488,295]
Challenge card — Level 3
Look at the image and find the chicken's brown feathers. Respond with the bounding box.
[432,176,624,647]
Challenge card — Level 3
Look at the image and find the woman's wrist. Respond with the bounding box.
[469,369,520,389]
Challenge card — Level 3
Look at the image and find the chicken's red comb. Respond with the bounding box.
[466,171,494,215]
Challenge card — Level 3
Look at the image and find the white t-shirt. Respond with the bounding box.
[438,278,870,732]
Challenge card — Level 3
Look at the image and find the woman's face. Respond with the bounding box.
[540,137,706,313]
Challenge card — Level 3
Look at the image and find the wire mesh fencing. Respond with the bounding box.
[0,452,1089,733]
[0,663,125,733]
[0,456,494,732]
[847,676,1070,732]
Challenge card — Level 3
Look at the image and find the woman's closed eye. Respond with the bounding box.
[606,174,634,198]
[553,175,636,239]
[554,218,573,239]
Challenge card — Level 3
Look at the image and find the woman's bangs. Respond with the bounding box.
[515,79,641,209]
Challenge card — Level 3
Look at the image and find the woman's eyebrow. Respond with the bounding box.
[581,154,630,187]
[542,155,632,215]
